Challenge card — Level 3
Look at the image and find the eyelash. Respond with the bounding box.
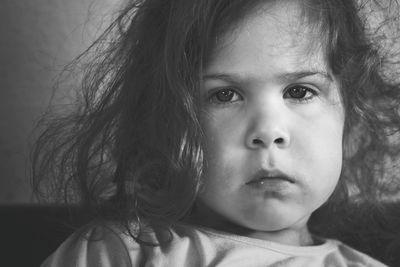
[283,85,318,103]
[208,88,243,104]
[207,85,318,104]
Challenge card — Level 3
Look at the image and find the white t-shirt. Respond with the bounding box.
[42,222,387,267]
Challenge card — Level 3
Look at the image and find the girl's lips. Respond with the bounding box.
[245,169,295,185]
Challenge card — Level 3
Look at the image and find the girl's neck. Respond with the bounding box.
[246,226,315,246]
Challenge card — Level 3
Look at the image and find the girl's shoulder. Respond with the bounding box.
[334,241,389,267]
[40,221,208,267]
[40,222,139,267]
[40,221,206,267]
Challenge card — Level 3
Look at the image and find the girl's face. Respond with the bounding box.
[197,1,344,245]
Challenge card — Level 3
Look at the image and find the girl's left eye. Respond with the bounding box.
[209,88,242,103]
[283,85,317,101]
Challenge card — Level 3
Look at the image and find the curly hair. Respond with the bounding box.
[32,0,400,247]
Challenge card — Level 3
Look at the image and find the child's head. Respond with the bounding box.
[196,0,344,244]
[33,0,400,242]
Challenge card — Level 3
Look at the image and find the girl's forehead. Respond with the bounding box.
[209,0,325,69]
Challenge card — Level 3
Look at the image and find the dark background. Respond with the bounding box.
[0,1,121,265]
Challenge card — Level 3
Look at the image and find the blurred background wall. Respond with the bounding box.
[0,0,121,203]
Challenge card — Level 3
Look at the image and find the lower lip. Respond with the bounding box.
[246,178,293,191]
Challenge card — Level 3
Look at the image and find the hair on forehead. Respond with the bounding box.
[200,0,338,63]
[206,0,330,68]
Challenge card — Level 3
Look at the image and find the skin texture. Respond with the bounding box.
[196,1,345,246]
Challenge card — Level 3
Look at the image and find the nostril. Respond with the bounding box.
[251,137,286,146]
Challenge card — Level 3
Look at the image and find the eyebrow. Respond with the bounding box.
[279,71,333,82]
[202,71,333,83]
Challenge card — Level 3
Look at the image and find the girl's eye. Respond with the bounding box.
[209,88,242,103]
[284,85,317,101]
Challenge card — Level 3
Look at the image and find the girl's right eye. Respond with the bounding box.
[209,88,242,104]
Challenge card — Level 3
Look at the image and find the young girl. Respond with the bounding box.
[34,0,400,266]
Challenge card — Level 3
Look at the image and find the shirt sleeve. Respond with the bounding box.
[335,242,389,267]
[41,224,138,267]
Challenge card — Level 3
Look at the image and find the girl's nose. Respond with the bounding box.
[245,109,291,150]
